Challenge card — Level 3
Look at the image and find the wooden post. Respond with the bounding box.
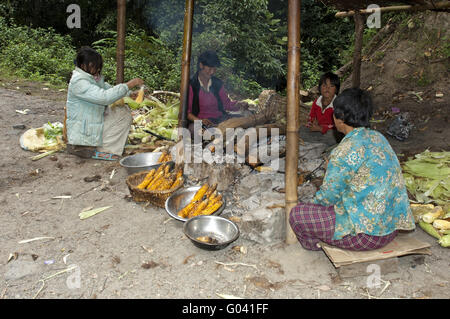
[285,0,301,244]
[178,0,194,129]
[352,12,364,88]
[116,0,126,84]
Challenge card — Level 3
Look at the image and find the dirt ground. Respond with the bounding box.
[0,77,449,301]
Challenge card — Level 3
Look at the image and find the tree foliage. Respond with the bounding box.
[0,0,355,95]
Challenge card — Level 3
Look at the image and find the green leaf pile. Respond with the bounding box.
[402,150,450,205]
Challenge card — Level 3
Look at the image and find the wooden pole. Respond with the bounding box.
[178,0,194,129]
[285,0,301,245]
[335,1,450,18]
[352,12,364,88]
[116,0,126,84]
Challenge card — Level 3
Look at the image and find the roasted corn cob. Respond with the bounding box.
[200,200,223,216]
[189,198,209,218]
[193,183,209,202]
[205,183,218,198]
[137,169,156,189]
[177,201,198,218]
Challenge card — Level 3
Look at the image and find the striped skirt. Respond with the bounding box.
[289,203,397,251]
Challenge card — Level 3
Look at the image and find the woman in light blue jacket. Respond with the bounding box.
[66,46,143,160]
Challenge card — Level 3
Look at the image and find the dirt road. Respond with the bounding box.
[0,79,449,300]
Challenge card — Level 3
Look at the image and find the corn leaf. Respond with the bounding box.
[79,206,112,220]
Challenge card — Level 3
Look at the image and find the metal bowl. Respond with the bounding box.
[119,152,173,175]
[165,186,226,222]
[183,215,239,250]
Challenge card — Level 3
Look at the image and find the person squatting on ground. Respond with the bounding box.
[187,50,249,137]
[290,88,416,251]
[300,72,342,146]
[65,46,144,160]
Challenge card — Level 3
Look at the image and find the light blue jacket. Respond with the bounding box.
[66,67,130,146]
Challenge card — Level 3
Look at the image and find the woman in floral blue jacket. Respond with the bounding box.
[290,88,415,251]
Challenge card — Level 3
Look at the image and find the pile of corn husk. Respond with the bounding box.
[402,150,450,205]
[125,92,180,144]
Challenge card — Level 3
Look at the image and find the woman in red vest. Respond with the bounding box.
[187,51,249,135]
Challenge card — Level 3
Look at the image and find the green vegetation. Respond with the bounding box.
[0,0,358,97]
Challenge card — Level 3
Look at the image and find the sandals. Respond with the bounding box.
[92,151,120,161]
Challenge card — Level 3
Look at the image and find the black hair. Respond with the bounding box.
[318,72,340,95]
[75,46,103,74]
[197,50,221,71]
[333,88,374,128]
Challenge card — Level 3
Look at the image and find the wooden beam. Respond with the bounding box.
[335,1,450,18]
[352,12,364,88]
[116,0,126,84]
[285,0,301,245]
[178,0,194,129]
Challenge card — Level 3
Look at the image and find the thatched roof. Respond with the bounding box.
[319,0,436,10]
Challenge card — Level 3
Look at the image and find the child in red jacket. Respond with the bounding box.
[306,72,340,135]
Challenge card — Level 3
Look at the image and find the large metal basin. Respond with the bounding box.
[119,152,172,175]
[183,215,239,250]
[165,186,225,222]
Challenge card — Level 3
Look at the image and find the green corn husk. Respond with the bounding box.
[419,220,442,240]
[402,150,450,205]
[438,234,450,248]
[79,206,112,220]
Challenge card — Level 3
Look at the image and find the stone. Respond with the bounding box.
[4,260,42,281]
[239,190,286,245]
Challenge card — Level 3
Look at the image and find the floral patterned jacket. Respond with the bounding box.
[313,127,416,240]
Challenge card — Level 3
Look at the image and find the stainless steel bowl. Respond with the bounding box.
[183,215,239,250]
[165,186,226,222]
[119,152,173,175]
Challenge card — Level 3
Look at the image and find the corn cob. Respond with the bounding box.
[190,198,209,218]
[177,201,198,218]
[422,206,444,223]
[170,176,184,190]
[137,169,156,189]
[419,220,442,239]
[200,201,223,216]
[148,176,165,191]
[193,184,209,202]
[154,163,166,176]
[146,169,165,189]
[175,168,183,179]
[157,152,167,163]
[205,183,218,198]
[438,234,450,248]
[135,86,145,104]
[159,173,176,191]
[432,219,450,230]
[208,190,218,201]
[164,164,170,176]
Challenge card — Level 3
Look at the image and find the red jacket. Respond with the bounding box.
[308,96,336,134]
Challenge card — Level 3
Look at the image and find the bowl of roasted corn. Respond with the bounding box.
[165,183,225,222]
[183,215,239,250]
[120,151,172,175]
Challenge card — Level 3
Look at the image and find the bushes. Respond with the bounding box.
[92,27,181,91]
[0,17,75,85]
